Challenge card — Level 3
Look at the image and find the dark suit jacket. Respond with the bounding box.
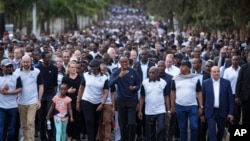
[202,78,234,119]
[202,71,210,81]
[133,61,156,83]
[236,63,250,101]
[159,73,173,96]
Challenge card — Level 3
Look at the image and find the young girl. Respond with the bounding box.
[46,83,74,141]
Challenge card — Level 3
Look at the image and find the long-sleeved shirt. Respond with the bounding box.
[109,67,140,100]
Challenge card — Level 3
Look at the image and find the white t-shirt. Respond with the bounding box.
[15,68,42,105]
[173,74,201,106]
[141,78,167,115]
[0,73,21,108]
[81,72,109,104]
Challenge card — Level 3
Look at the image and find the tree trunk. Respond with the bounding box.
[18,11,23,30]
[0,12,5,39]
[240,26,247,40]
[74,13,78,30]
[169,11,174,32]
[46,18,50,34]
[40,12,45,33]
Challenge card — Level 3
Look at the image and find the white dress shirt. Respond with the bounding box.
[165,65,180,77]
[213,79,220,108]
[223,66,240,94]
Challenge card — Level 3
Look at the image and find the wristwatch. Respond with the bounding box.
[199,105,204,108]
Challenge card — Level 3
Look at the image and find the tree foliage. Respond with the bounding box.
[140,0,250,32]
[0,0,114,33]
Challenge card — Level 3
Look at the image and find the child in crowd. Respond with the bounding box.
[46,83,74,141]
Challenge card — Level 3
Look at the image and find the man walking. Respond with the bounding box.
[15,55,44,141]
[202,66,234,141]
[138,66,169,141]
[109,56,141,141]
[170,60,203,141]
[0,59,22,141]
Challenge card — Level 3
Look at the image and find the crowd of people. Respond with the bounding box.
[0,4,250,141]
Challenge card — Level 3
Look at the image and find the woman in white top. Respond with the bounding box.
[77,59,109,141]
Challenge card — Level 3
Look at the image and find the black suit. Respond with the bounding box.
[236,63,250,125]
[133,61,156,83]
[202,71,211,81]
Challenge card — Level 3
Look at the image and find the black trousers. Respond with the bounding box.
[81,100,101,141]
[136,103,145,139]
[233,95,241,125]
[39,100,54,141]
[241,99,250,125]
[66,108,82,140]
[198,118,208,141]
[167,114,180,140]
[117,98,137,141]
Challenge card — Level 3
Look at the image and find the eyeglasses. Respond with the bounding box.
[4,65,12,68]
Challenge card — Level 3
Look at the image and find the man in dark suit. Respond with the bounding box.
[202,66,234,141]
[235,52,250,125]
[133,49,156,83]
[157,60,174,140]
[192,58,210,141]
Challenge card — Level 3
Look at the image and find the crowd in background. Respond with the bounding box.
[0,4,250,141]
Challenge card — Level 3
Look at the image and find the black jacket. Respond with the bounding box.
[236,63,250,101]
[133,61,156,83]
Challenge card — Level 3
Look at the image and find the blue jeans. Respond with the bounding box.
[176,104,198,141]
[0,107,18,141]
[145,113,166,141]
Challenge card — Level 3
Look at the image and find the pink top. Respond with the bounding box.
[52,95,72,121]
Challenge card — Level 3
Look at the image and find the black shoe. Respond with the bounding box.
[136,136,143,141]
[81,135,86,139]
[35,132,39,137]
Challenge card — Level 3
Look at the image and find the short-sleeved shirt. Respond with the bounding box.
[15,67,43,105]
[0,73,22,109]
[81,72,109,104]
[53,95,72,121]
[141,78,167,115]
[171,74,201,106]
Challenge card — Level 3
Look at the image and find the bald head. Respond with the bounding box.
[21,55,32,70]
[149,66,159,81]
[149,66,158,73]
[22,55,32,61]
[211,66,220,80]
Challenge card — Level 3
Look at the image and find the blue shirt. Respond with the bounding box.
[109,67,140,100]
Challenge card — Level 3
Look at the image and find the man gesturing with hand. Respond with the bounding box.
[109,56,141,141]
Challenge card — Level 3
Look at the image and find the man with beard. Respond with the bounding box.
[15,55,44,141]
